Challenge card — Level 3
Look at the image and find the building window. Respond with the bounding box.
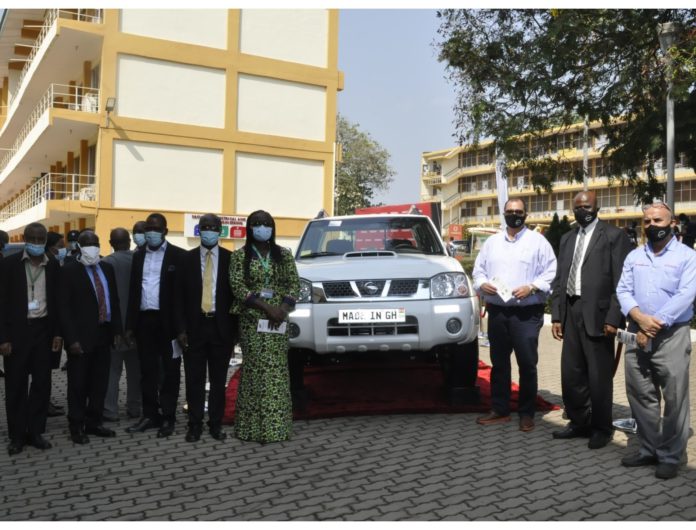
[552,192,572,212]
[618,185,636,207]
[87,144,96,175]
[594,157,610,178]
[478,148,492,166]
[460,200,481,218]
[597,188,613,209]
[458,150,477,168]
[529,194,547,213]
[458,176,476,193]
[675,180,696,203]
[487,203,499,216]
[478,174,493,192]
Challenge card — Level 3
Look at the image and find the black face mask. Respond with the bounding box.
[645,224,671,243]
[573,207,598,228]
[504,214,526,229]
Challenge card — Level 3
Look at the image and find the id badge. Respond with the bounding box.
[28,299,39,311]
[260,288,274,299]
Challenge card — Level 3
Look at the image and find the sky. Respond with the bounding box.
[337,9,458,207]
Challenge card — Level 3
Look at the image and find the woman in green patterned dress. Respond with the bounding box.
[229,210,300,443]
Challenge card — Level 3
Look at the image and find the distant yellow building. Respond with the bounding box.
[0,8,343,248]
[421,122,696,235]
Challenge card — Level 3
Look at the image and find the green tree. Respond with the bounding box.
[436,9,696,203]
[545,213,574,256]
[335,114,395,215]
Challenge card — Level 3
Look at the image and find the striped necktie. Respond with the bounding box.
[566,228,586,296]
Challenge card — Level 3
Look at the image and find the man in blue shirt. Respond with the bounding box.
[473,197,557,432]
[616,201,696,479]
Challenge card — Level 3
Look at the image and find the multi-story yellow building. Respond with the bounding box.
[421,123,696,235]
[0,8,343,248]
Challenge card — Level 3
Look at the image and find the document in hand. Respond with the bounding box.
[257,319,287,334]
[489,276,513,303]
[616,329,652,353]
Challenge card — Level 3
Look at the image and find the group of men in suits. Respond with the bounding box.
[0,212,237,455]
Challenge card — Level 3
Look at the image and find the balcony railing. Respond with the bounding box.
[422,175,442,186]
[0,172,96,222]
[0,84,100,174]
[14,9,103,102]
[443,191,462,209]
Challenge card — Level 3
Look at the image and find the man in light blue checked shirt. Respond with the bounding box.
[473,197,557,432]
[616,201,696,480]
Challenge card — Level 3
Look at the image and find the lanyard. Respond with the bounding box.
[251,245,272,287]
[25,260,45,300]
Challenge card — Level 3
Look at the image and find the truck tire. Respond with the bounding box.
[439,339,480,405]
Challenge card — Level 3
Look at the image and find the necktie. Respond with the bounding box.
[201,250,213,313]
[91,266,107,323]
[566,229,586,296]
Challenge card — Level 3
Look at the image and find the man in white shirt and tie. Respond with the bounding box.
[176,214,237,442]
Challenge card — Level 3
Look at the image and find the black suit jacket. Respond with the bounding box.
[126,241,186,340]
[58,260,122,352]
[176,245,237,348]
[0,253,61,345]
[551,219,632,337]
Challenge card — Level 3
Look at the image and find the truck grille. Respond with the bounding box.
[387,279,419,296]
[322,279,420,299]
[327,316,419,336]
[323,281,356,298]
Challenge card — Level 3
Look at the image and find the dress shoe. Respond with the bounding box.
[209,427,227,441]
[26,434,52,450]
[655,463,680,480]
[519,416,535,432]
[157,420,175,438]
[125,417,159,434]
[7,440,23,456]
[587,431,613,449]
[185,426,202,443]
[552,424,591,439]
[70,431,90,444]
[47,402,64,417]
[86,425,116,438]
[476,411,511,426]
[621,453,658,467]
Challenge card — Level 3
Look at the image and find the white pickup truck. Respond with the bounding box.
[287,213,481,406]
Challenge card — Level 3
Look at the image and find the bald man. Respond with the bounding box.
[550,191,632,449]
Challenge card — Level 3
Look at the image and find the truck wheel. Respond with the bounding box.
[439,340,480,406]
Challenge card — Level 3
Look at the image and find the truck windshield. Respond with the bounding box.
[297,217,445,258]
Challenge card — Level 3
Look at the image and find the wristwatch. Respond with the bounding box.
[528,284,538,294]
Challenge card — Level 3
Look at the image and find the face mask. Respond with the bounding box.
[200,230,219,247]
[504,214,526,229]
[573,207,597,227]
[57,248,68,261]
[645,224,671,244]
[68,241,78,251]
[145,231,164,248]
[26,243,46,257]
[79,245,101,266]
[252,225,273,242]
[133,233,146,247]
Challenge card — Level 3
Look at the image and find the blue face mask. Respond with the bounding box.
[133,233,146,247]
[26,243,46,257]
[252,225,273,242]
[200,230,219,247]
[145,231,163,248]
[57,248,68,260]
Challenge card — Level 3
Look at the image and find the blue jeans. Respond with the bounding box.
[487,304,544,417]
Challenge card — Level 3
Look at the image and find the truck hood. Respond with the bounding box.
[296,253,465,281]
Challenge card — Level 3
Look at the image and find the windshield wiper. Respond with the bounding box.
[298,251,340,259]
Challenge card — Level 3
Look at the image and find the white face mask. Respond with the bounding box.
[79,245,101,266]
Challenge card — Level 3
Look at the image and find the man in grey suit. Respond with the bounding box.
[102,228,141,421]
[550,191,632,449]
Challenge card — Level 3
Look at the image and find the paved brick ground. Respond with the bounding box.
[1,323,694,521]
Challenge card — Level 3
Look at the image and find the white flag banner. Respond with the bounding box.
[495,150,508,229]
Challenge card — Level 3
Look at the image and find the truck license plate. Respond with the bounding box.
[338,308,406,324]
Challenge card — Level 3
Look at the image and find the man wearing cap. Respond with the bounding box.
[65,230,81,263]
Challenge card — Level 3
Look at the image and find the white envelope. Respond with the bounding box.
[257,319,287,334]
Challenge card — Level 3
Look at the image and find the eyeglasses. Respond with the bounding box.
[642,200,673,214]
[250,220,272,227]
[504,209,525,215]
[199,224,220,231]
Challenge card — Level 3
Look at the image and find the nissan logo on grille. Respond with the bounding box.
[362,281,380,295]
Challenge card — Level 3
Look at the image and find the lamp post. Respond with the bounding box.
[657,22,677,212]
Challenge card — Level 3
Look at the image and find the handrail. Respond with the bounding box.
[443,191,462,208]
[0,83,100,174]
[14,9,103,103]
[0,172,96,223]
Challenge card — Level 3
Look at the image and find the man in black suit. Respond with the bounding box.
[59,230,122,443]
[176,214,237,442]
[125,213,186,438]
[550,191,632,449]
[0,223,63,455]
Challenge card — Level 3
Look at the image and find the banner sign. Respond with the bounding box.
[184,213,247,239]
[448,224,463,238]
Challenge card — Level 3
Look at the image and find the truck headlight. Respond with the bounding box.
[298,278,312,303]
[430,272,470,298]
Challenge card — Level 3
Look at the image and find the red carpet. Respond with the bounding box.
[223,360,559,423]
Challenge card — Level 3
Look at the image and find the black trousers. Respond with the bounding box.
[487,304,544,417]
[3,317,52,442]
[183,316,232,429]
[137,311,181,422]
[66,325,111,429]
[561,296,615,435]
